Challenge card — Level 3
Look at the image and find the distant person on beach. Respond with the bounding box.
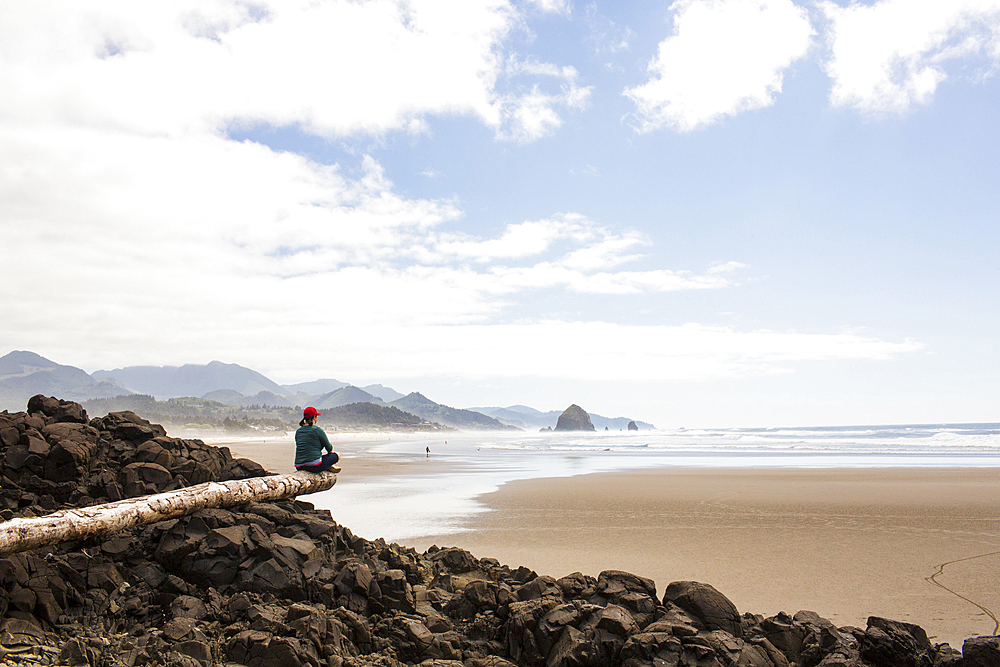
[294,407,340,473]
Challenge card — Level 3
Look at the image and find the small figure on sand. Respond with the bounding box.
[294,407,340,473]
[426,446,430,456]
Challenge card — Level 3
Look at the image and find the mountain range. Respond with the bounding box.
[470,405,655,431]
[0,351,129,405]
[0,350,654,430]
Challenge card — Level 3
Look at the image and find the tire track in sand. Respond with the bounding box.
[926,550,1000,636]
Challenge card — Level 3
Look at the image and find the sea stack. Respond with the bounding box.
[555,404,596,431]
[627,420,638,431]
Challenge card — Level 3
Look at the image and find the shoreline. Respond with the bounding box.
[402,467,1000,649]
[221,435,1000,648]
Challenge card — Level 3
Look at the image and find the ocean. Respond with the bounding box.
[305,422,1000,542]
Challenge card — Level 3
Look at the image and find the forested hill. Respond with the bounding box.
[79,395,439,432]
[321,402,446,429]
[389,392,519,430]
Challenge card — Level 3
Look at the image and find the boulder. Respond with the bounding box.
[94,410,166,442]
[592,570,658,627]
[334,560,374,598]
[247,558,303,599]
[429,547,479,574]
[536,601,599,657]
[173,639,212,665]
[505,597,564,665]
[0,423,20,449]
[963,636,1000,667]
[171,595,208,620]
[221,457,269,480]
[450,579,498,618]
[227,631,320,667]
[554,405,596,431]
[27,395,88,423]
[516,575,564,601]
[698,629,776,667]
[547,626,597,667]
[122,461,172,485]
[754,610,849,667]
[860,616,933,667]
[597,604,639,637]
[621,631,683,667]
[557,572,595,599]
[627,421,639,431]
[663,580,742,637]
[59,637,102,666]
[132,440,173,468]
[40,422,100,482]
[643,604,702,637]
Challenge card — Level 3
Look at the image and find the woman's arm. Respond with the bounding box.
[317,426,334,453]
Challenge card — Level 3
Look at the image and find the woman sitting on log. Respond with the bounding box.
[294,407,340,473]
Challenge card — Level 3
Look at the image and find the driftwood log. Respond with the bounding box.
[0,471,337,557]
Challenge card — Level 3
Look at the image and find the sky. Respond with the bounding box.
[1,0,998,428]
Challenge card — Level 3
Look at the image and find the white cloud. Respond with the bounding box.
[495,61,592,141]
[0,0,584,142]
[821,0,1000,114]
[266,322,925,385]
[0,119,918,389]
[0,117,745,346]
[624,0,814,132]
[422,215,738,294]
[524,0,573,16]
[585,3,632,58]
[434,218,577,261]
[489,264,741,294]
[0,0,927,399]
[707,261,750,274]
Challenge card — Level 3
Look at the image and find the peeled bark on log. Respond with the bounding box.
[0,471,337,557]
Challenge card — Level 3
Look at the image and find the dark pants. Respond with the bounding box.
[296,451,339,473]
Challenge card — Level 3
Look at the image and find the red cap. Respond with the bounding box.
[303,407,321,418]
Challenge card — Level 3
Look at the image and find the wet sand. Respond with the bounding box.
[406,468,1000,649]
[221,435,1000,648]
[214,433,426,477]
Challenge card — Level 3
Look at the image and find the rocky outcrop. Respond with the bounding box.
[554,404,596,432]
[0,395,994,667]
[627,421,638,431]
[663,580,743,637]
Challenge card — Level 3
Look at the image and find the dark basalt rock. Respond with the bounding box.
[27,395,88,424]
[0,396,989,667]
[554,404,596,431]
[627,420,638,431]
[962,636,1000,667]
[752,610,855,667]
[664,580,743,638]
[592,570,659,628]
[861,616,934,667]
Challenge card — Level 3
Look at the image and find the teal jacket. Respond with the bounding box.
[294,424,334,465]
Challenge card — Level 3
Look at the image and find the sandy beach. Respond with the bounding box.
[407,468,1000,649]
[222,435,1000,649]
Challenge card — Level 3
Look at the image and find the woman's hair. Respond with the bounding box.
[299,418,308,427]
[299,415,317,427]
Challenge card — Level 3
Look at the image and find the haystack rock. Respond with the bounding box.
[627,420,638,431]
[555,404,596,431]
